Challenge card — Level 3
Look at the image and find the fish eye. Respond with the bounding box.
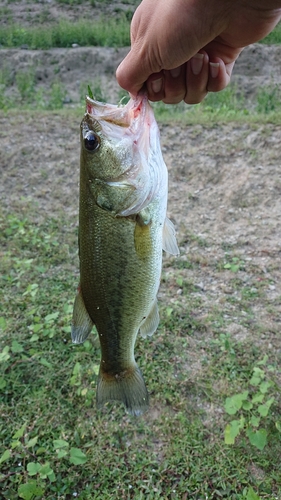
[84,130,100,152]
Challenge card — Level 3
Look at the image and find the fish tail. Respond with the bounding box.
[96,364,149,416]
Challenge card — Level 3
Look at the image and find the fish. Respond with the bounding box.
[71,93,179,415]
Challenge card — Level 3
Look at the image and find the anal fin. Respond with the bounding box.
[163,217,179,255]
[71,287,94,344]
[140,299,159,338]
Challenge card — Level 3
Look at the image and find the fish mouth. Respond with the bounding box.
[85,92,149,129]
[85,92,156,159]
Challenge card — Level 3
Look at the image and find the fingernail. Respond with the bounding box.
[170,67,181,78]
[151,78,163,93]
[210,62,219,79]
[190,53,204,75]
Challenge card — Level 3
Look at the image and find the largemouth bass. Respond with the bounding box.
[71,93,178,415]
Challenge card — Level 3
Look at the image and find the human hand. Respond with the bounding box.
[116,0,281,104]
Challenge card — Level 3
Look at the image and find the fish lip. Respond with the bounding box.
[85,93,149,128]
[85,96,118,114]
[84,93,153,152]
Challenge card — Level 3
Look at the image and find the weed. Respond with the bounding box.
[224,356,281,450]
[0,70,67,110]
[0,6,12,22]
[224,256,245,273]
[16,70,35,103]
[80,79,108,104]
[0,84,8,110]
[37,8,52,24]
[0,17,130,49]
[202,84,246,114]
[47,81,66,109]
[256,84,281,114]
[0,67,13,89]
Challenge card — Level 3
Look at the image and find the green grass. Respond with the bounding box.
[0,17,130,49]
[0,16,280,49]
[0,206,280,499]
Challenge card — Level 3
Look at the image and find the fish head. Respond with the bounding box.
[80,94,167,215]
[80,110,130,182]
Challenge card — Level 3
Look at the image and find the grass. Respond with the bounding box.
[0,17,280,49]
[0,205,280,499]
[0,17,281,49]
[0,17,130,49]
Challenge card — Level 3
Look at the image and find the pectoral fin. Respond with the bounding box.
[163,217,179,255]
[71,287,94,344]
[140,299,159,338]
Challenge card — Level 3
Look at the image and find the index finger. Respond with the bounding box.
[116,47,152,96]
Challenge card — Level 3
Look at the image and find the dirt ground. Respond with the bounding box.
[1,43,281,364]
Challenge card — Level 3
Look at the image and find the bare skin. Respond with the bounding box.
[116,0,281,104]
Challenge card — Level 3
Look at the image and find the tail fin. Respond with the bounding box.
[96,364,149,416]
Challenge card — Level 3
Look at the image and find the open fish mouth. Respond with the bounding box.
[85,93,155,156]
[85,92,148,126]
